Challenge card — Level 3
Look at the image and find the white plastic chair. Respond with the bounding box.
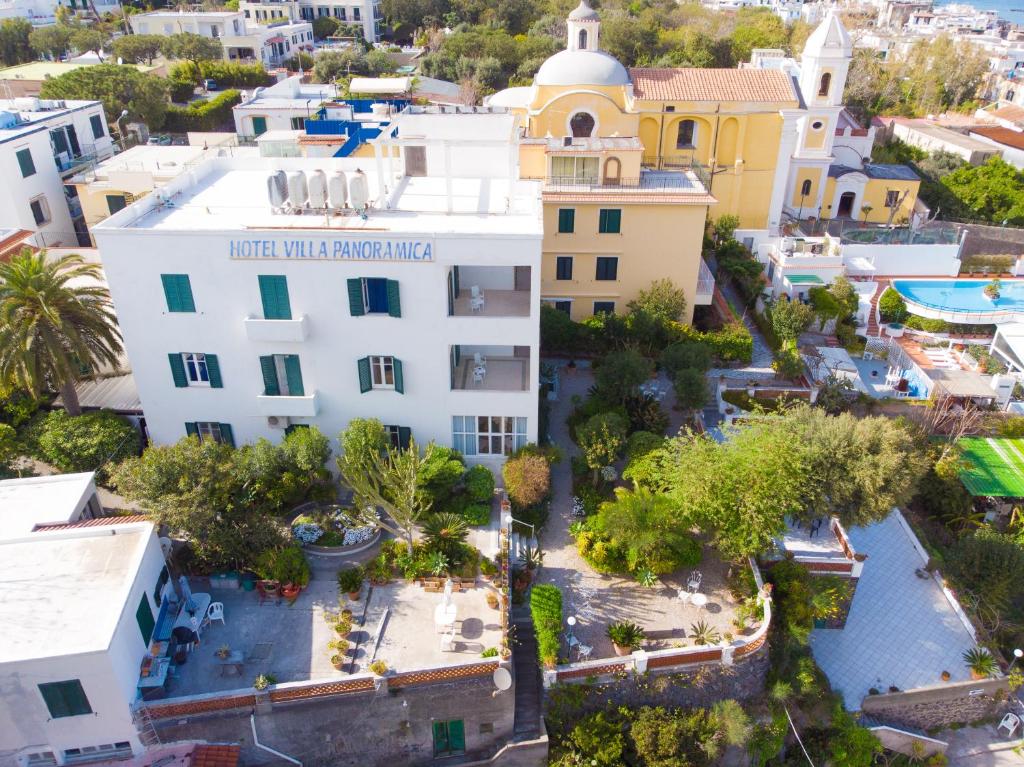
[207,602,225,627]
[473,352,487,368]
[472,367,485,386]
[576,644,593,660]
[999,712,1020,738]
[470,285,484,301]
[687,571,703,593]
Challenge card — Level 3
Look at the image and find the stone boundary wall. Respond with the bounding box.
[958,223,1024,259]
[861,677,1009,730]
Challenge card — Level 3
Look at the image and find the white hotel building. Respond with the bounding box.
[92,110,542,468]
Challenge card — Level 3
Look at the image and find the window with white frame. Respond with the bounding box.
[196,422,224,443]
[550,156,598,183]
[371,355,395,388]
[452,416,527,456]
[29,195,50,226]
[182,353,210,385]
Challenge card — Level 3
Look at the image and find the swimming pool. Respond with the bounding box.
[892,279,1024,323]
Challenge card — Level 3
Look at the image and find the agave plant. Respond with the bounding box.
[422,513,469,557]
[689,619,722,646]
[426,551,450,577]
[519,545,544,572]
[634,568,658,588]
[963,647,996,678]
[624,393,670,434]
[606,621,645,651]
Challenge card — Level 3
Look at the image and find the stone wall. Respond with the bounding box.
[151,674,519,767]
[959,223,1024,260]
[860,677,1009,730]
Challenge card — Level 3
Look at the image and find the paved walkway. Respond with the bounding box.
[943,724,1024,766]
[714,279,775,373]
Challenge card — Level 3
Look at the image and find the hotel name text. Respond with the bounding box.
[229,238,433,262]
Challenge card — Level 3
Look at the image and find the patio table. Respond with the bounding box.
[174,592,212,638]
[691,593,708,610]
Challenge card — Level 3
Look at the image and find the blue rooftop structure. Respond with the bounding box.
[303,99,410,158]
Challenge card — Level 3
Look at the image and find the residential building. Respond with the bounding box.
[0,97,113,248]
[238,0,382,42]
[0,62,164,99]
[0,510,168,766]
[128,11,314,67]
[92,110,542,464]
[969,125,1024,168]
[881,117,1004,164]
[0,472,102,541]
[233,76,339,137]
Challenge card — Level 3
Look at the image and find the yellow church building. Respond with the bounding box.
[488,2,922,321]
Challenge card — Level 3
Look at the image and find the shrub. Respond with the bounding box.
[417,444,465,511]
[673,368,708,412]
[623,393,669,434]
[540,304,588,354]
[577,412,628,482]
[337,565,364,594]
[904,314,950,333]
[170,60,272,87]
[464,464,494,502]
[772,343,805,379]
[530,584,562,666]
[627,278,688,322]
[593,350,653,404]
[625,431,666,462]
[462,503,491,526]
[37,409,140,479]
[661,341,713,376]
[163,89,241,131]
[168,77,195,102]
[701,322,753,363]
[878,287,909,323]
[503,453,551,508]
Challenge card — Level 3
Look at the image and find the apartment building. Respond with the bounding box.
[238,0,382,42]
[0,97,113,248]
[92,110,542,464]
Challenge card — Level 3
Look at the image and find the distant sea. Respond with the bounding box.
[933,0,1024,25]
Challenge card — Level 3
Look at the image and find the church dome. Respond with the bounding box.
[534,49,630,87]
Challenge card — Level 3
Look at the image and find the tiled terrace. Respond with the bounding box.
[452,357,529,391]
[809,512,979,710]
[452,289,530,317]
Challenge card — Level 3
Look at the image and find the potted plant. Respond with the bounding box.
[257,545,310,600]
[329,638,349,666]
[963,648,996,679]
[253,673,276,691]
[215,644,231,660]
[689,619,721,646]
[606,621,645,656]
[338,565,364,600]
[369,660,388,676]
[985,279,1001,300]
[486,591,499,609]
[330,654,346,670]
[334,616,352,636]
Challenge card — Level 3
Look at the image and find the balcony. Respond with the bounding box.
[543,169,707,195]
[451,346,530,392]
[449,266,531,318]
[256,391,320,417]
[695,259,715,306]
[244,314,310,342]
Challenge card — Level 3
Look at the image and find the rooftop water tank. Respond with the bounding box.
[267,170,287,210]
[286,171,308,209]
[349,169,369,211]
[307,170,327,209]
[328,170,347,210]
[0,111,18,130]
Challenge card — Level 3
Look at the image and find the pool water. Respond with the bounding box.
[893,279,1024,314]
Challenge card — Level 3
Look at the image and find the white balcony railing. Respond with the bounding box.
[244,314,309,343]
[695,259,715,305]
[256,391,319,417]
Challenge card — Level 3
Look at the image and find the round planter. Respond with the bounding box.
[303,528,382,557]
[886,323,905,338]
[612,643,632,657]
[347,590,361,601]
[281,583,302,600]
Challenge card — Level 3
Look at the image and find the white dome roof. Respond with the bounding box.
[534,49,630,87]
[568,0,599,21]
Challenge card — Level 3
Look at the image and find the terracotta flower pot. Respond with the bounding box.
[612,643,632,657]
[281,583,301,599]
[348,590,361,601]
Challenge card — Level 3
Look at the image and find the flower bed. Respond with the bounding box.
[291,505,379,551]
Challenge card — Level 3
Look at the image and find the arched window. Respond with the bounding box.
[570,112,595,138]
[800,179,812,197]
[675,119,696,149]
[578,29,587,50]
[603,157,621,184]
[818,72,831,97]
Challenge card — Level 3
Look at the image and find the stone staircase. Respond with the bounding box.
[509,532,539,566]
[866,282,887,338]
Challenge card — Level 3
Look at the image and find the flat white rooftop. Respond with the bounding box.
[0,472,95,540]
[0,522,153,663]
[97,158,543,237]
[79,144,218,182]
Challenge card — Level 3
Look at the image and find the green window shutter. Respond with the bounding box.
[432,721,449,756]
[347,278,365,316]
[284,355,304,396]
[452,265,460,297]
[259,275,291,320]
[558,208,574,233]
[206,354,223,388]
[357,357,371,393]
[168,353,188,387]
[16,148,35,177]
[219,423,235,447]
[39,681,91,719]
[135,593,155,645]
[39,682,70,719]
[386,280,401,318]
[398,426,411,449]
[393,358,404,394]
[185,422,199,437]
[448,720,465,753]
[599,208,621,233]
[162,274,195,312]
[260,355,280,396]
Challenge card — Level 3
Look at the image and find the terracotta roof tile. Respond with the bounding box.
[191,745,240,767]
[992,104,1024,125]
[970,125,1024,151]
[629,68,798,103]
[33,514,149,531]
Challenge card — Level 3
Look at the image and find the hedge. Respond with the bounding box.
[164,89,242,132]
[878,287,908,323]
[529,584,563,667]
[170,61,273,88]
[36,409,141,480]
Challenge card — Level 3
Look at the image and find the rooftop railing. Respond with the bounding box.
[543,172,701,194]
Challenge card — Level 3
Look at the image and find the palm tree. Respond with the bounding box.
[0,249,122,416]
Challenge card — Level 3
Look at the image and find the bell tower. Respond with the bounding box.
[567,0,600,52]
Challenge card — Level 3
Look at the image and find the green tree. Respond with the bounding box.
[673,368,708,414]
[29,25,72,60]
[0,18,32,66]
[312,15,342,40]
[162,32,223,87]
[40,64,169,127]
[0,251,122,417]
[594,349,653,404]
[36,409,140,479]
[502,452,551,508]
[365,48,397,76]
[942,157,1024,225]
[877,287,908,323]
[111,33,166,64]
[769,298,814,342]
[661,342,712,377]
[627,278,688,323]
[596,486,698,573]
[312,48,366,82]
[577,412,627,486]
[70,28,108,58]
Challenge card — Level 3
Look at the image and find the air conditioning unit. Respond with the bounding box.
[267,415,290,429]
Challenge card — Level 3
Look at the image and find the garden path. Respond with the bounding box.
[708,280,775,376]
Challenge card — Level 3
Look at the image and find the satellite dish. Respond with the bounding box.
[492,667,512,692]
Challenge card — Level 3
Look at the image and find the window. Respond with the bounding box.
[259,275,292,320]
[665,105,675,112]
[38,680,92,719]
[186,422,235,446]
[384,424,411,448]
[554,300,571,315]
[598,209,621,234]
[135,593,155,645]
[161,274,196,313]
[800,179,812,197]
[811,120,824,131]
[291,116,305,130]
[260,354,304,396]
[569,111,595,137]
[106,194,127,215]
[557,208,575,233]
[593,301,615,315]
[885,190,901,207]
[169,352,222,388]
[556,256,573,280]
[676,119,696,149]
[154,566,169,607]
[90,114,105,140]
[358,355,404,393]
[818,72,831,97]
[16,147,35,177]
[595,256,618,281]
[550,156,598,183]
[577,29,587,49]
[348,278,400,316]
[451,416,527,456]
[29,195,50,226]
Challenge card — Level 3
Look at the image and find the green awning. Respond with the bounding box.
[956,437,1024,497]
[786,274,825,285]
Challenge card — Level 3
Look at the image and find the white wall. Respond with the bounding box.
[843,241,962,276]
[458,265,516,290]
